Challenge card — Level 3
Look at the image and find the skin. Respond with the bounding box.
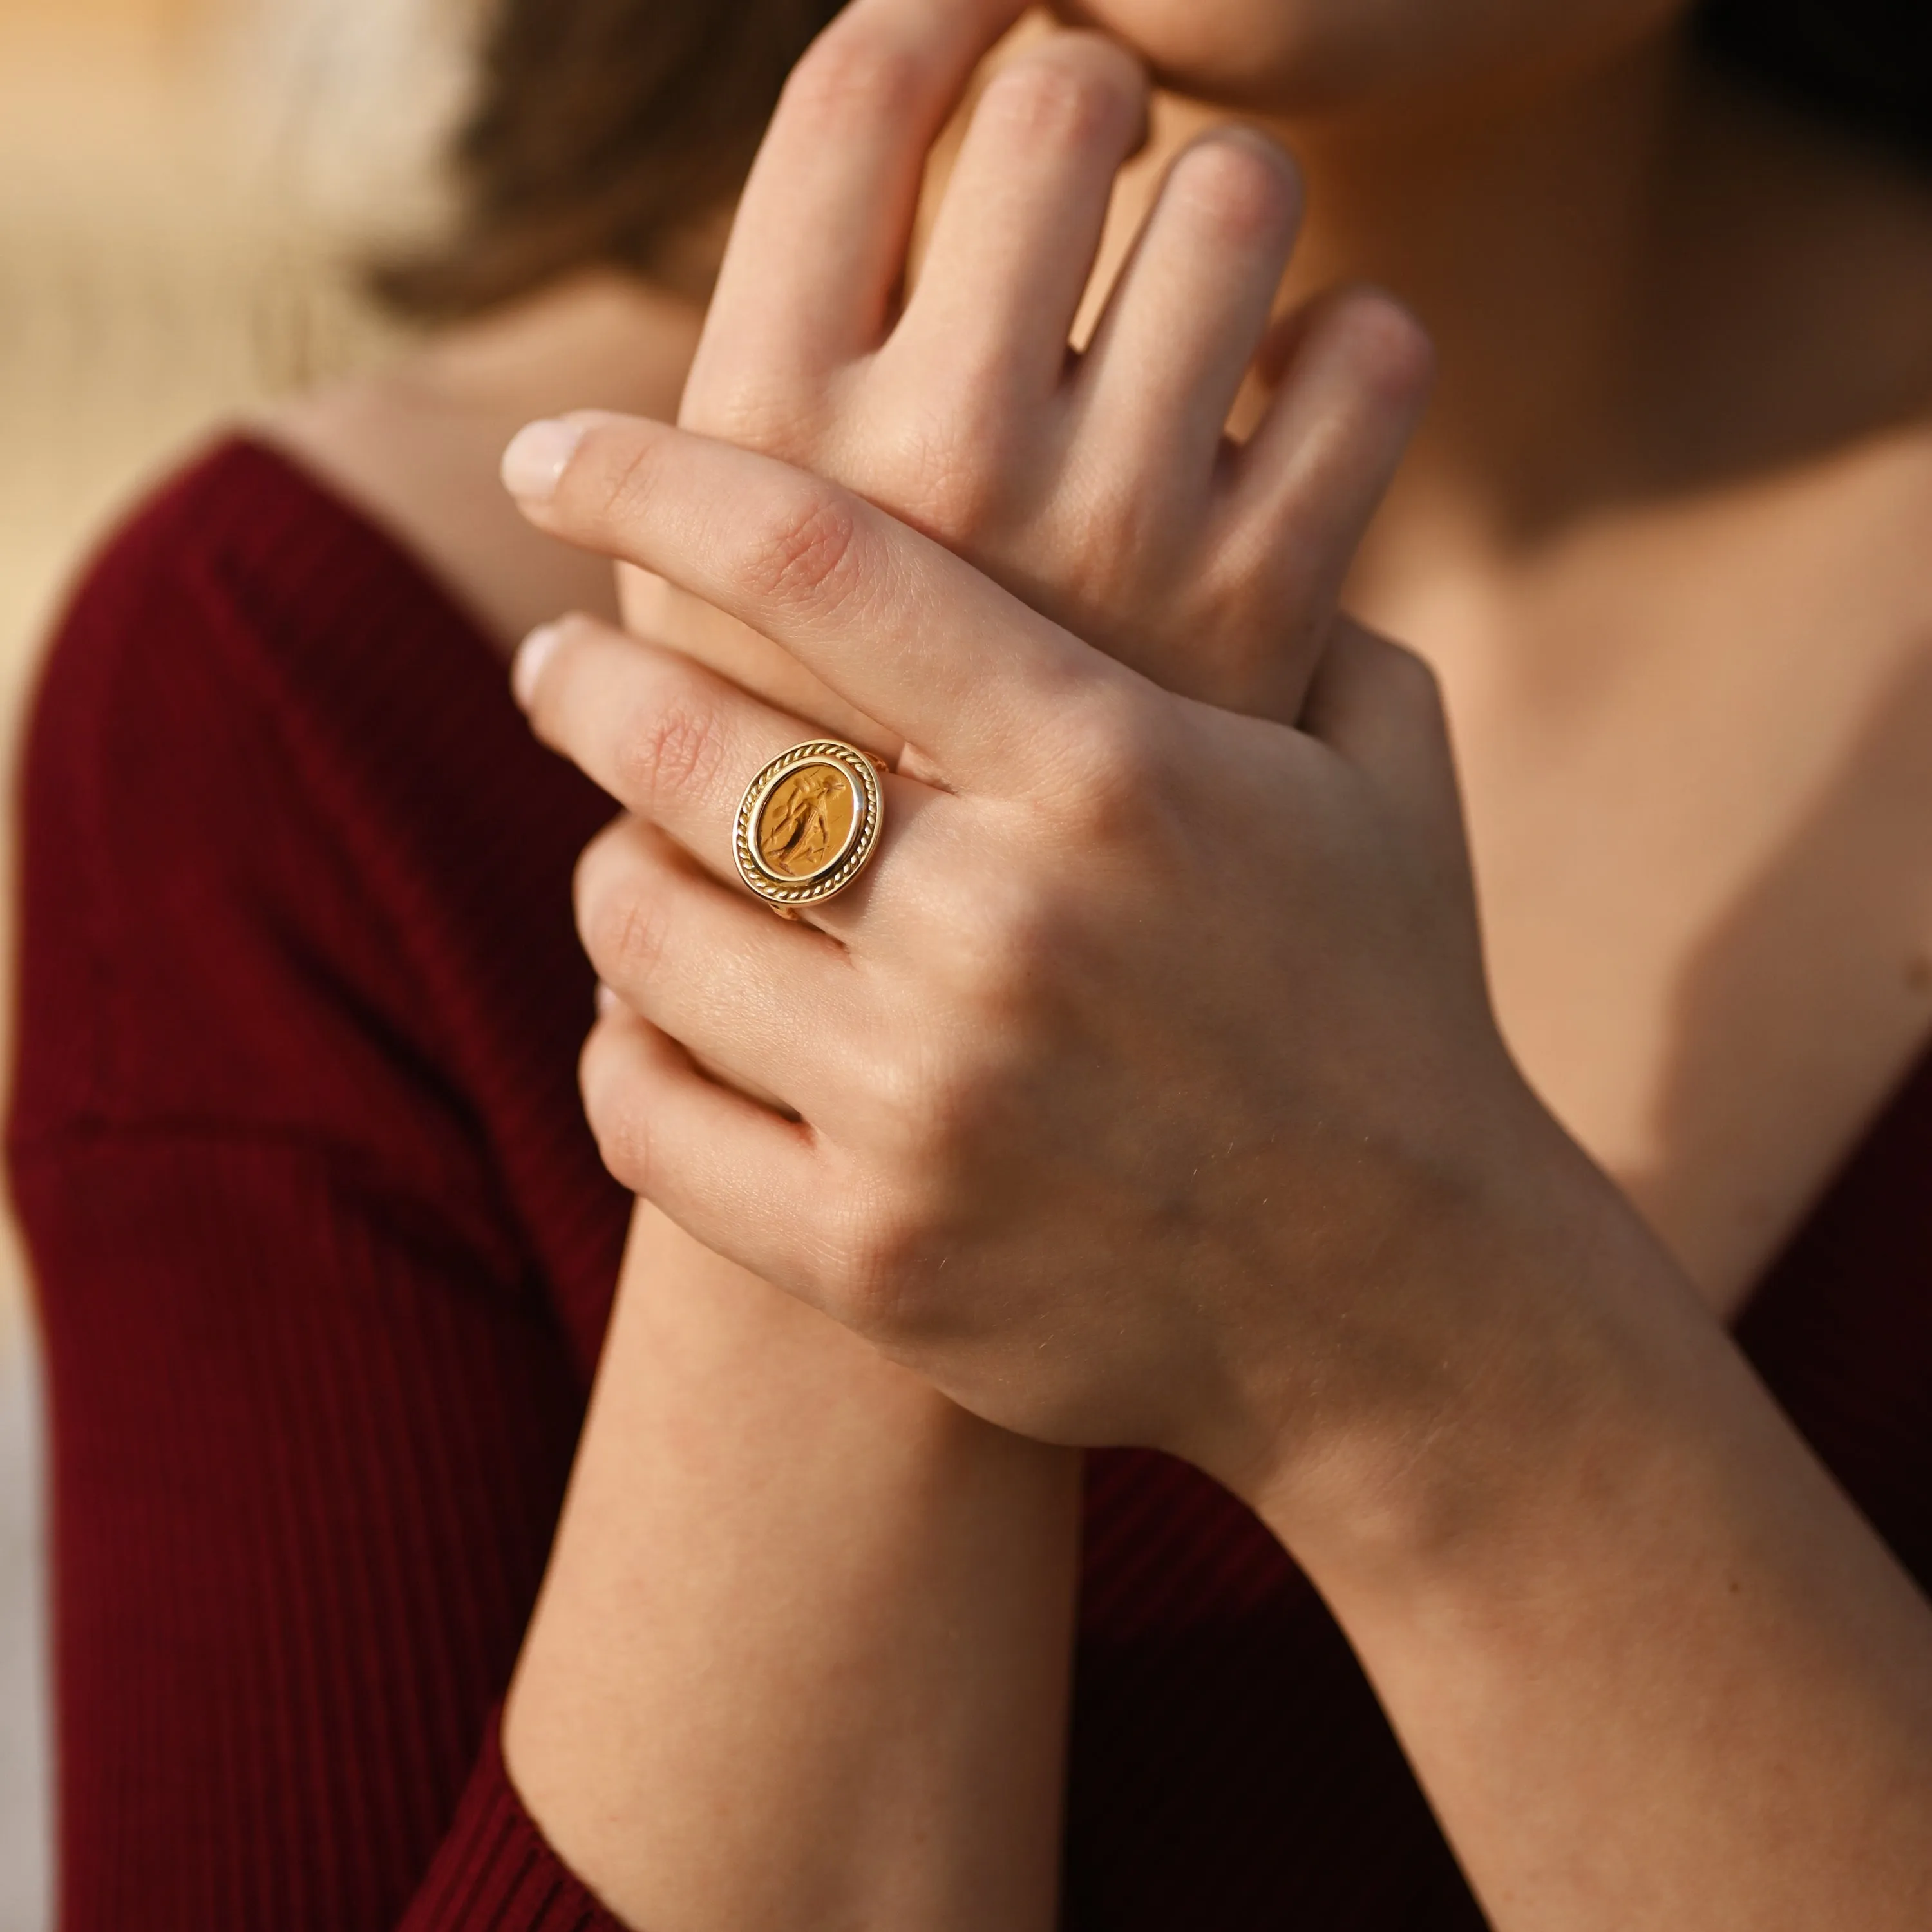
[262,0,1932,1922]
[502,13,1433,1922]
[507,184,1932,1932]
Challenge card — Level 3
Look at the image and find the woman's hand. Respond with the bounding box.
[506,413,1582,1535]
[505,345,1932,1932]
[630,0,1431,739]
[498,0,1454,1528]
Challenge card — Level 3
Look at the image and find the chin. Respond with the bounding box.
[1047,0,1692,115]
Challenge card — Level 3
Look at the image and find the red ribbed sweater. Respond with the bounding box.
[10,439,1932,1929]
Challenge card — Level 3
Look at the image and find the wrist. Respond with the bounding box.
[1240,1104,1714,1598]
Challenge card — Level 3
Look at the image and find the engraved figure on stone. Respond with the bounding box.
[759,766,853,877]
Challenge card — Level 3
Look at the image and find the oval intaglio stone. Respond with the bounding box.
[755,761,859,880]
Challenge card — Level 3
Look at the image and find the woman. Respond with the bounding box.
[12,0,1932,1927]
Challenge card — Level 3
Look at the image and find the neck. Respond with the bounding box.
[1123,25,1697,555]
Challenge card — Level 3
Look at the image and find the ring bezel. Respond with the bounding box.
[734,739,886,912]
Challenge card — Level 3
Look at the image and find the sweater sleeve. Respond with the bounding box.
[8,443,632,1930]
[10,1132,621,1932]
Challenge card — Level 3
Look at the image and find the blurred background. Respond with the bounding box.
[0,1,477,1920]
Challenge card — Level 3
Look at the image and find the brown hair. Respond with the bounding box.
[381,0,1929,322]
[375,0,842,319]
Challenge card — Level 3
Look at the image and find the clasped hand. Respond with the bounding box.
[502,0,1608,1548]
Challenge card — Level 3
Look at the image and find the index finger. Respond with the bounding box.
[504,410,1108,790]
[690,0,1030,402]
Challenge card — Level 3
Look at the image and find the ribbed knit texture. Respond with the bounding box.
[10,439,1932,1929]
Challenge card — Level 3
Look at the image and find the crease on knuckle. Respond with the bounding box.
[617,691,729,821]
[690,384,821,462]
[1054,459,1170,592]
[978,49,1133,152]
[579,852,674,994]
[608,886,675,993]
[738,486,867,617]
[572,421,675,541]
[886,416,1012,549]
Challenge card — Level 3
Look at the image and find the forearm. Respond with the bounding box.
[505,1203,1080,1932]
[1267,1145,1932,1931]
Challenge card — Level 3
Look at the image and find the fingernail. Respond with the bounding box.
[594,981,621,1018]
[512,620,565,711]
[501,417,586,502]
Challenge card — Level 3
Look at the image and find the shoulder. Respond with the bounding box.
[14,437,610,1142]
[24,434,511,870]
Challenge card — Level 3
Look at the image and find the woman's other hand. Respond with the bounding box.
[630,0,1432,737]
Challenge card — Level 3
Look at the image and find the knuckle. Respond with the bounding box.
[605,887,676,992]
[847,1033,937,1145]
[568,827,676,989]
[925,878,1070,1068]
[737,484,866,613]
[1168,131,1301,249]
[1058,687,1168,828]
[569,820,625,929]
[1052,462,1171,594]
[827,1185,938,1338]
[781,20,929,131]
[614,688,730,820]
[574,418,673,531]
[887,415,1012,549]
[978,43,1139,153]
[577,850,673,993]
[961,874,1058,994]
[679,375,822,464]
[907,1041,1005,1171]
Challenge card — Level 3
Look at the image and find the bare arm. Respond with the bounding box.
[505,1209,1079,1931]
[1267,1145,1932,1932]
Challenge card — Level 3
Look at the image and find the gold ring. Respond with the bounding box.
[734,739,887,916]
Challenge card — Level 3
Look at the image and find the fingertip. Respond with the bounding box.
[1327,286,1437,413]
[500,417,588,506]
[976,27,1150,153]
[578,1003,661,1192]
[511,619,567,712]
[1166,125,1304,251]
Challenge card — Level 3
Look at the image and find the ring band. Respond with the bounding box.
[734,739,887,916]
